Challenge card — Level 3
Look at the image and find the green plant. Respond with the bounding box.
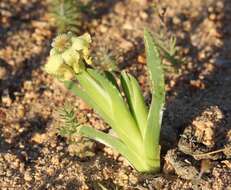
[49,0,82,33]
[59,105,95,157]
[59,105,80,137]
[44,29,165,173]
[152,2,183,67]
[153,32,183,67]
[93,48,118,72]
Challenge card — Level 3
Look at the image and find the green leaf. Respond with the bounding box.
[63,80,115,127]
[76,71,112,116]
[83,69,143,150]
[103,71,119,90]
[143,29,165,159]
[78,125,152,172]
[121,71,148,138]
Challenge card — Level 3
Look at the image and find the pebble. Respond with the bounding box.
[17,105,25,118]
[51,156,60,165]
[6,170,13,177]
[128,173,138,185]
[123,22,133,30]
[139,11,148,20]
[0,66,7,79]
[24,171,33,181]
[99,25,108,33]
[137,55,146,64]
[114,2,126,16]
[46,167,55,175]
[209,14,217,21]
[173,17,181,25]
[119,39,134,51]
[23,81,33,91]
[31,133,47,144]
[2,95,12,106]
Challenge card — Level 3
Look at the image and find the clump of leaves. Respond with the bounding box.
[152,2,183,68]
[59,105,95,158]
[93,48,118,72]
[59,105,80,137]
[49,0,82,34]
[153,32,183,68]
[45,30,165,173]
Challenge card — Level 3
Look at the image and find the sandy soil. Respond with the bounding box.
[0,0,230,189]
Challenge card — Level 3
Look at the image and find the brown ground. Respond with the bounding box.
[0,0,231,189]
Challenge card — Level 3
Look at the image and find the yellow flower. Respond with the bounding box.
[71,33,91,51]
[52,34,71,52]
[62,48,80,66]
[44,33,92,80]
[82,47,92,65]
[58,64,75,81]
[45,54,63,75]
[45,54,75,81]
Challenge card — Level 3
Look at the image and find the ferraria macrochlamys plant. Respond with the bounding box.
[44,29,165,173]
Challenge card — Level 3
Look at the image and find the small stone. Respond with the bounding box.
[51,156,60,165]
[31,133,47,144]
[183,21,191,31]
[99,25,108,33]
[123,22,133,30]
[12,160,20,169]
[129,174,138,185]
[2,95,12,106]
[137,55,146,64]
[119,39,133,51]
[209,14,216,21]
[114,2,126,15]
[0,66,7,79]
[6,170,13,177]
[139,11,148,20]
[190,79,205,90]
[24,171,33,181]
[173,17,181,25]
[17,105,25,118]
[46,167,55,175]
[23,81,33,91]
[24,91,38,100]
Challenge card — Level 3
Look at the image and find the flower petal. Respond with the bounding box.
[71,33,91,51]
[62,48,80,66]
[58,64,75,81]
[44,54,63,75]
